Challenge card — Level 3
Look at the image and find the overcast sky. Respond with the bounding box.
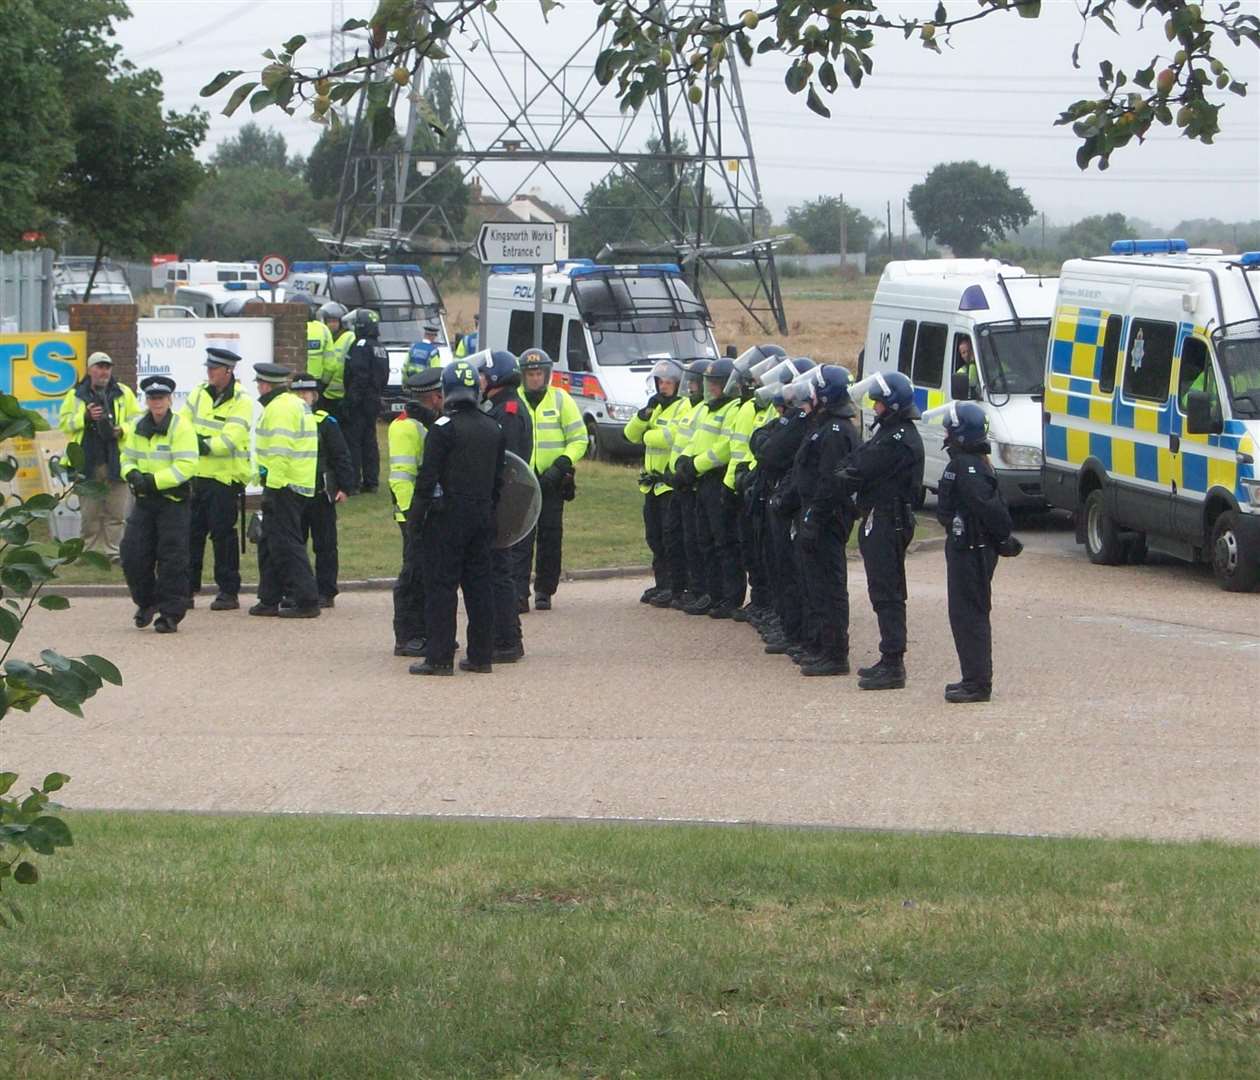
[115,0,1259,230]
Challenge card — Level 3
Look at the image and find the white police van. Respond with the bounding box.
[53,257,134,328]
[156,281,280,319]
[858,259,1057,507]
[284,261,452,411]
[483,260,719,457]
[1042,239,1260,591]
[162,260,260,291]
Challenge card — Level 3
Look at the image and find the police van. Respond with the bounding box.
[482,260,719,457]
[156,281,280,319]
[53,257,134,327]
[162,260,260,291]
[284,261,452,412]
[1041,239,1260,591]
[858,259,1057,507]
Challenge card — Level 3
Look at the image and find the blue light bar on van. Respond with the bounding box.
[328,262,424,275]
[223,281,251,290]
[567,263,683,278]
[959,284,989,311]
[1109,238,1189,255]
[556,259,595,272]
[290,261,330,273]
[1237,251,1260,267]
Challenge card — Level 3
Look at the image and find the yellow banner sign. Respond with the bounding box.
[0,331,88,426]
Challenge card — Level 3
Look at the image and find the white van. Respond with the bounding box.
[156,281,281,319]
[53,257,134,327]
[284,261,452,410]
[163,260,260,291]
[483,261,719,457]
[1042,240,1260,591]
[858,259,1057,507]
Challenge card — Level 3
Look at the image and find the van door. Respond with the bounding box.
[1172,334,1227,545]
[1115,315,1178,538]
[910,320,949,489]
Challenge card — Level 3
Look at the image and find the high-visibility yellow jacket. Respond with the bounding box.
[668,399,699,471]
[688,397,739,478]
[624,396,689,494]
[724,399,776,489]
[120,410,199,498]
[387,411,426,522]
[306,320,332,378]
[517,385,588,472]
[58,380,141,440]
[314,329,352,400]
[184,379,254,485]
[256,390,318,497]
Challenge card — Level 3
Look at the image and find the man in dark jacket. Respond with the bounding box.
[410,360,506,676]
[292,373,356,607]
[935,401,1021,703]
[342,308,390,494]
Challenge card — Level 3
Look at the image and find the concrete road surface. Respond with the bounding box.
[6,540,1257,843]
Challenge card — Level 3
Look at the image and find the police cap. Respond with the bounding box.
[252,362,292,385]
[423,322,440,335]
[206,347,242,369]
[404,368,442,394]
[140,375,176,397]
[290,372,320,392]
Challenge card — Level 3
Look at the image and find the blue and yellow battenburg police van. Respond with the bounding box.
[1042,239,1260,591]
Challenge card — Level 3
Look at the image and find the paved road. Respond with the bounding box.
[7,534,1257,842]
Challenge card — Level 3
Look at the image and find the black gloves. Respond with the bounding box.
[197,435,212,456]
[539,455,573,491]
[996,535,1024,558]
[126,471,157,498]
[673,456,697,487]
[636,406,654,422]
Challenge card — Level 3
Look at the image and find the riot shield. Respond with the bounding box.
[495,450,542,549]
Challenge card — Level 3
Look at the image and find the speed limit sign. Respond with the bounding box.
[259,253,289,285]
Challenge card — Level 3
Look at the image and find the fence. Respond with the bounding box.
[0,249,55,332]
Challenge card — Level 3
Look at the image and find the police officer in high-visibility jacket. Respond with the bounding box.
[314,301,351,419]
[185,347,254,612]
[306,313,333,385]
[248,363,322,619]
[402,324,442,380]
[665,359,708,609]
[391,368,444,658]
[624,357,689,608]
[515,347,588,611]
[119,376,198,634]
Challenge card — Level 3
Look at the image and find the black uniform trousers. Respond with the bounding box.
[300,493,339,599]
[492,547,522,649]
[739,499,770,608]
[342,396,380,492]
[257,487,319,609]
[393,519,427,647]
[516,483,564,600]
[674,488,705,596]
[644,490,684,593]
[946,544,998,690]
[767,509,803,643]
[121,495,191,622]
[188,477,241,598]
[423,498,495,666]
[695,472,745,608]
[858,509,913,659]
[799,516,851,661]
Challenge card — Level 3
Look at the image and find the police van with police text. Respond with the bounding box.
[1041,239,1260,591]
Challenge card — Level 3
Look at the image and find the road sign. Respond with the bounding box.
[259,253,289,285]
[477,222,556,265]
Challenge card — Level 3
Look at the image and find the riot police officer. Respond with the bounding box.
[836,371,925,690]
[935,402,1021,703]
[410,360,506,676]
[342,308,390,494]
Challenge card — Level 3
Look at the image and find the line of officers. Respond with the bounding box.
[622,347,1022,703]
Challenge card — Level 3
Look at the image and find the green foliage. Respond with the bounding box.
[211,122,302,174]
[0,393,121,923]
[205,1,1256,171]
[908,161,1035,257]
[784,196,875,254]
[1057,211,1137,259]
[180,165,326,262]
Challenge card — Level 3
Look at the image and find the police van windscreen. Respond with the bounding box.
[976,319,1050,395]
[1215,329,1260,416]
[571,272,715,367]
[329,271,442,339]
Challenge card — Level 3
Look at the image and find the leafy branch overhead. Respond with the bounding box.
[201,0,1255,169]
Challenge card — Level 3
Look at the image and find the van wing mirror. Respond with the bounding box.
[1185,390,1222,435]
[950,370,972,401]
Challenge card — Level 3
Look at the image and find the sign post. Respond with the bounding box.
[259,253,289,299]
[475,222,558,355]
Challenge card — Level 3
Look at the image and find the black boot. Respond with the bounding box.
[859,658,906,691]
[683,593,712,615]
[801,656,849,676]
[945,683,991,703]
[857,654,898,679]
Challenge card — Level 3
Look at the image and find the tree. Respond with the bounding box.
[784,197,874,254]
[0,395,122,924]
[211,123,299,174]
[908,162,1035,257]
[204,1,1257,172]
[1058,212,1136,259]
[180,166,325,261]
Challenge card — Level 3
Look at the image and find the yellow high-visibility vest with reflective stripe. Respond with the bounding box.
[689,398,737,477]
[120,411,199,498]
[185,381,254,485]
[517,385,588,472]
[387,414,425,522]
[624,396,688,494]
[317,329,352,400]
[256,391,318,497]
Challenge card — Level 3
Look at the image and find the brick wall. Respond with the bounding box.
[242,302,309,373]
[69,303,138,387]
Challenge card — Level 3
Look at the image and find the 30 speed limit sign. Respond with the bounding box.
[259,253,289,285]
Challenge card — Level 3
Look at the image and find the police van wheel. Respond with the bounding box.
[1084,489,1122,565]
[585,420,603,462]
[1211,511,1259,592]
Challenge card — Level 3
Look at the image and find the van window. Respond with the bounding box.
[1122,319,1176,402]
[565,321,591,372]
[897,321,916,376]
[508,310,563,359]
[1099,314,1123,393]
[1177,337,1216,411]
[177,269,188,281]
[217,271,239,282]
[912,322,948,389]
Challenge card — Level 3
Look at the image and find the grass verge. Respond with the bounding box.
[2,813,1256,1079]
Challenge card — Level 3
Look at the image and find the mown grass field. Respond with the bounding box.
[2,813,1256,1079]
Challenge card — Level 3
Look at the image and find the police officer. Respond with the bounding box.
[516,347,588,612]
[291,372,355,607]
[249,363,322,619]
[314,301,351,418]
[935,402,1021,703]
[836,371,925,690]
[403,323,442,380]
[186,347,254,611]
[624,357,688,607]
[792,365,861,676]
[342,308,390,494]
[306,308,333,383]
[119,376,198,633]
[391,369,444,658]
[454,313,480,358]
[410,360,506,676]
[58,350,140,558]
[666,359,708,610]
